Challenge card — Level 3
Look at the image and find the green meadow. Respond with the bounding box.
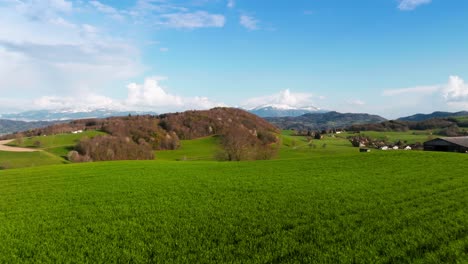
[0,151,66,169]
[0,131,467,262]
[339,130,435,144]
[156,136,221,161]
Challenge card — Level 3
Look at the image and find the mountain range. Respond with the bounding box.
[2,107,468,136]
[265,111,387,130]
[247,104,324,117]
[0,109,157,122]
[0,119,65,136]
[398,111,468,122]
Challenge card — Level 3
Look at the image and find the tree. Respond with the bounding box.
[15,133,24,145]
[219,127,255,161]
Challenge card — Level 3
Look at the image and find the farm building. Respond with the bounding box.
[423,137,468,153]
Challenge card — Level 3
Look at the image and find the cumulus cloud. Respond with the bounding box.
[159,11,225,29]
[126,77,183,108]
[16,77,225,113]
[398,0,431,11]
[124,77,225,112]
[240,14,259,30]
[443,75,468,102]
[243,89,318,109]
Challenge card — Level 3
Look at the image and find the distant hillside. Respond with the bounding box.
[348,117,468,137]
[265,111,387,130]
[248,104,323,117]
[398,111,468,122]
[0,119,64,135]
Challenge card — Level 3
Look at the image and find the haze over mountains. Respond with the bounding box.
[0,109,157,122]
[248,104,324,118]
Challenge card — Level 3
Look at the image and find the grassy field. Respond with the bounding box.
[6,130,106,160]
[0,151,66,169]
[10,130,105,149]
[280,131,356,159]
[156,136,221,161]
[0,151,467,263]
[339,130,436,144]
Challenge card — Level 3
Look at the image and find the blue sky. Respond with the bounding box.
[0,0,468,118]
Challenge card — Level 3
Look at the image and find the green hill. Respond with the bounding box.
[0,151,467,262]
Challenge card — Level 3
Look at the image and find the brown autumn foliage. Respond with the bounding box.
[72,135,154,162]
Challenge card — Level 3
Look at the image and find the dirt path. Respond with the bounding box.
[0,140,40,152]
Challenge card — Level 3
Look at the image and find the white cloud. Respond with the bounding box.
[398,0,431,11]
[12,0,73,21]
[32,94,116,111]
[443,75,468,102]
[126,77,183,108]
[376,75,468,117]
[0,1,143,97]
[240,14,259,30]
[159,47,169,52]
[124,77,225,111]
[160,11,225,29]
[13,77,225,113]
[347,99,366,106]
[382,85,439,96]
[89,0,124,20]
[382,76,468,102]
[227,0,235,8]
[243,89,318,109]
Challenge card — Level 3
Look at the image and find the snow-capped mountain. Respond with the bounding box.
[0,109,157,122]
[248,104,326,118]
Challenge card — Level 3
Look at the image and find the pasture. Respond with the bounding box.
[9,130,105,149]
[339,130,434,145]
[0,151,467,263]
[0,151,66,170]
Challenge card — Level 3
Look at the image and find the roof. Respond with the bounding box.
[439,137,468,148]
